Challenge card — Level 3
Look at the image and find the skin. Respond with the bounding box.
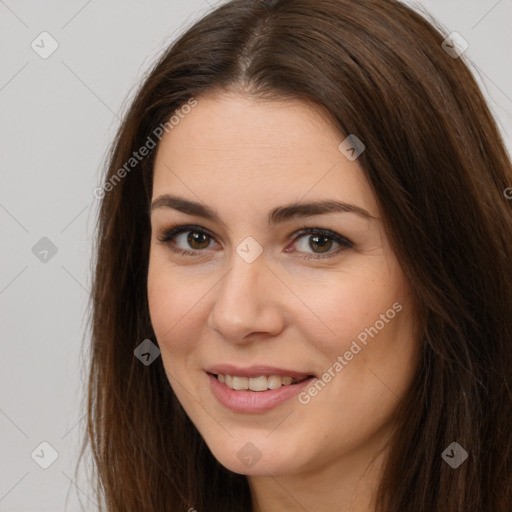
[147,91,420,511]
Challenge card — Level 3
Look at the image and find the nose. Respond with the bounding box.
[208,250,286,344]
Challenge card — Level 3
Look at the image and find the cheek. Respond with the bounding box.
[292,272,416,406]
[147,258,196,355]
[147,266,172,339]
[147,254,220,376]
[288,267,399,355]
[147,268,201,405]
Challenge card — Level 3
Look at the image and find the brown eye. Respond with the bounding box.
[157,224,217,256]
[186,231,210,250]
[307,234,334,253]
[289,228,354,260]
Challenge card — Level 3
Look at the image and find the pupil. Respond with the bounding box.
[311,235,331,253]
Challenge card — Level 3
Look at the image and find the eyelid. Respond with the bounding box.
[293,225,354,248]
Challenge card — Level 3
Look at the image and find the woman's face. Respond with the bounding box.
[147,92,420,478]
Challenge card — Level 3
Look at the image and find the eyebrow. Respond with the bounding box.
[150,194,375,228]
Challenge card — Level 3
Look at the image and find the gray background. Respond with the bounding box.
[1,1,511,510]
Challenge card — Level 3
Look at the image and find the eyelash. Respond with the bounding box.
[156,222,354,260]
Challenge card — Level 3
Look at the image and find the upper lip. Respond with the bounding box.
[205,364,315,379]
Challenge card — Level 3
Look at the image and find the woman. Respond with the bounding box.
[80,0,512,510]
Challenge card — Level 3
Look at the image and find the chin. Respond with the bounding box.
[205,437,306,477]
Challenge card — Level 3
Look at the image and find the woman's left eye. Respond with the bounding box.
[156,224,354,260]
[289,227,354,259]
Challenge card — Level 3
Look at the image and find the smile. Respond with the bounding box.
[215,373,309,391]
[205,367,316,413]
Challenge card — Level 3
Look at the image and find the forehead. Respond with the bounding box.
[152,92,378,218]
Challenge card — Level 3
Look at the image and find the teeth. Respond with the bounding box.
[232,376,249,390]
[267,375,283,389]
[249,376,267,391]
[216,374,309,391]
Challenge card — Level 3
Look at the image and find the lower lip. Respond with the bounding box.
[207,373,314,413]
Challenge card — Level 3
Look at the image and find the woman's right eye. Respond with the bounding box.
[157,224,217,256]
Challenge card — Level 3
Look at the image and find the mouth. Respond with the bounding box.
[207,372,313,391]
[205,367,317,413]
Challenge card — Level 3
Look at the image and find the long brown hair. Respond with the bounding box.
[77,0,512,510]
